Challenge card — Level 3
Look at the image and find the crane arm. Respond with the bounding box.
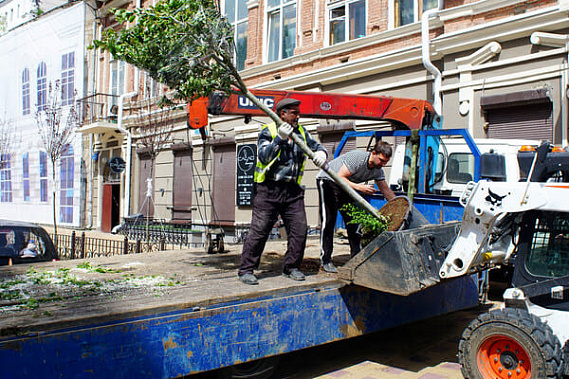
[187,89,436,130]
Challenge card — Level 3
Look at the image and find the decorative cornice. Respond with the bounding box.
[434,6,568,55]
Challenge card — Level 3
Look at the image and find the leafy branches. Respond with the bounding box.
[342,203,391,246]
[92,0,239,102]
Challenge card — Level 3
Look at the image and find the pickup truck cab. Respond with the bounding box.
[388,138,541,197]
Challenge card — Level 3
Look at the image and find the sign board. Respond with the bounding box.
[236,144,257,206]
[109,156,126,174]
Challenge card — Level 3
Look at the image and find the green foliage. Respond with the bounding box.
[341,203,391,246]
[92,0,240,102]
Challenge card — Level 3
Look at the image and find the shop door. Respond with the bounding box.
[101,183,120,232]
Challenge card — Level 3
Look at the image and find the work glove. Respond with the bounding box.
[277,123,293,140]
[312,150,327,166]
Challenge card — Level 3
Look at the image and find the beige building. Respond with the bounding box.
[79,0,569,240]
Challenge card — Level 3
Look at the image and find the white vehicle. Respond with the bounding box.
[343,142,569,378]
[388,138,541,197]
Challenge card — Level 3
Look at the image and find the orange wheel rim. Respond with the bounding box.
[476,336,531,378]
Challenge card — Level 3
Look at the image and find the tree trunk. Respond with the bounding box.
[51,160,58,247]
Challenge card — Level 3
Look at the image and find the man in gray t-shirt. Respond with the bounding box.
[316,141,395,273]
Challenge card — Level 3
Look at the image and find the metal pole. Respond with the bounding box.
[242,90,383,220]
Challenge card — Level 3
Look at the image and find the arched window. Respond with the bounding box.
[22,68,30,115]
[37,62,47,111]
[59,145,74,223]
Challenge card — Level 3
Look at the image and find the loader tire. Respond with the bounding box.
[459,308,562,379]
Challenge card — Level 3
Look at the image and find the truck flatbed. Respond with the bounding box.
[0,235,479,378]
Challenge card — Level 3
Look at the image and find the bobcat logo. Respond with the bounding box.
[485,188,508,207]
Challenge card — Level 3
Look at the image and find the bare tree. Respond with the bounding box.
[0,115,20,169]
[132,89,174,244]
[35,81,80,238]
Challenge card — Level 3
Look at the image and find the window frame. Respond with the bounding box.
[222,0,248,71]
[22,68,30,115]
[142,71,162,100]
[59,145,74,224]
[265,0,297,63]
[61,52,75,106]
[110,59,125,108]
[22,153,29,202]
[0,154,12,203]
[39,151,48,203]
[389,0,437,29]
[326,0,367,46]
[37,62,47,112]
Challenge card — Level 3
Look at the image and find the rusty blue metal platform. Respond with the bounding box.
[0,275,477,378]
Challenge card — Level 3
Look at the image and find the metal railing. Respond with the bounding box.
[77,92,119,125]
[121,217,204,248]
[52,227,203,261]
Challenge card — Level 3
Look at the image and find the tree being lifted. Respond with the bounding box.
[92,0,383,220]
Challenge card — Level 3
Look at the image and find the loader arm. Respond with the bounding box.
[187,89,436,130]
[439,181,569,279]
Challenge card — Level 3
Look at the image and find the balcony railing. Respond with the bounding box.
[77,93,120,125]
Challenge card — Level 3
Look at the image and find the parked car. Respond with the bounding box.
[0,220,57,265]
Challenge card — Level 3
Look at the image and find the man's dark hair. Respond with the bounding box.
[373,140,392,158]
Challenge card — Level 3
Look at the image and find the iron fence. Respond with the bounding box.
[121,218,204,248]
[52,227,203,261]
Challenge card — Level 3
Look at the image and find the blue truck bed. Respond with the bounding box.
[0,237,478,378]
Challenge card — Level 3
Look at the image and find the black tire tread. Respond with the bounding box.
[459,307,562,379]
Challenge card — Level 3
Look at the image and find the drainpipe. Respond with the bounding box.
[421,1,443,115]
[116,68,139,218]
[530,31,569,147]
[86,19,102,229]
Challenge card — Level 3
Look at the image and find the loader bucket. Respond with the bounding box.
[337,205,460,296]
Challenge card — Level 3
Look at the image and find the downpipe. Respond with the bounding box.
[421,3,443,115]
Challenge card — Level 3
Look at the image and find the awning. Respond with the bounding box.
[76,121,123,135]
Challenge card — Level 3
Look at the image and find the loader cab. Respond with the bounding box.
[510,210,569,312]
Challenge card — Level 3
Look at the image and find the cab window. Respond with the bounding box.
[527,212,569,278]
[446,153,474,184]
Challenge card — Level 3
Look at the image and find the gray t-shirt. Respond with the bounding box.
[316,150,385,183]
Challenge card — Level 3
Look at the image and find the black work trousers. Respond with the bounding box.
[239,180,307,276]
[317,178,361,263]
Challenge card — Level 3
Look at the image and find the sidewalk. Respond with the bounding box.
[44,225,353,263]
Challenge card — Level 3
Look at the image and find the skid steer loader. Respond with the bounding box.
[339,141,569,378]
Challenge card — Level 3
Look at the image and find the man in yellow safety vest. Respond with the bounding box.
[238,98,328,285]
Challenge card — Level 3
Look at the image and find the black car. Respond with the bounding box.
[0,220,58,265]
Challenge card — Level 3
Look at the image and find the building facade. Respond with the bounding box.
[74,0,569,237]
[0,0,92,227]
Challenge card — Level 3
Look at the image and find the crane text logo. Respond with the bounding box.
[238,96,275,110]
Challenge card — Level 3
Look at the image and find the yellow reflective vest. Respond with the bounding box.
[254,123,307,185]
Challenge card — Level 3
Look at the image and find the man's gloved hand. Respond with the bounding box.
[278,123,293,140]
[312,151,327,166]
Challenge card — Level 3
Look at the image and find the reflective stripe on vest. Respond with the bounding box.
[254,123,307,184]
